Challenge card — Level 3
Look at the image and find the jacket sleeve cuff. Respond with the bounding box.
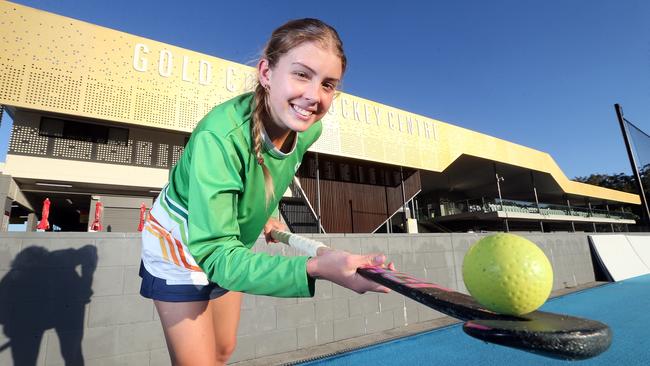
[297,256,316,297]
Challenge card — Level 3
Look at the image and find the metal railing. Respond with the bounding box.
[277,178,323,234]
[417,198,637,221]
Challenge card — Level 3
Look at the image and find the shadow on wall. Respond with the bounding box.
[0,245,97,366]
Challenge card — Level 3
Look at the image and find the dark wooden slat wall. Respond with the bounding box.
[300,171,421,233]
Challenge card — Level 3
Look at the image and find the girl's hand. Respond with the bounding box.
[306,248,395,294]
[263,217,288,243]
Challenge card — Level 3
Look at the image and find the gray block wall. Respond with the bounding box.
[0,231,610,365]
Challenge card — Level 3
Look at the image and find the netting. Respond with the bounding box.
[626,119,650,173]
[624,118,650,189]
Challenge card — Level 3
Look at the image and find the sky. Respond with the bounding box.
[1,0,649,179]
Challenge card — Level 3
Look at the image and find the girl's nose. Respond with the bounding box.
[303,82,320,103]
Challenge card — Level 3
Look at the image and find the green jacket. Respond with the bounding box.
[166,93,321,297]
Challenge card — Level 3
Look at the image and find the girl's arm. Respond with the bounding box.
[306,249,394,294]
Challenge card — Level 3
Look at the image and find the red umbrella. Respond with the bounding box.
[36,198,50,231]
[137,202,147,232]
[89,201,103,232]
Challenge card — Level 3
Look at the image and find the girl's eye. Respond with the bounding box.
[294,71,308,79]
[322,82,336,92]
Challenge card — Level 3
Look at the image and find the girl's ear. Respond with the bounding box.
[257,58,272,88]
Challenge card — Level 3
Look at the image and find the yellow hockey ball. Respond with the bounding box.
[462,233,553,315]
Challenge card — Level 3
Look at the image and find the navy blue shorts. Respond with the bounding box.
[139,262,228,302]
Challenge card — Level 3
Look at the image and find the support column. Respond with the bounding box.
[1,195,11,232]
[530,171,543,232]
[0,173,13,232]
[588,201,597,232]
[494,164,509,232]
[566,197,575,232]
[384,186,391,233]
[315,153,322,233]
[349,200,354,233]
[400,167,409,220]
[400,167,417,233]
[606,204,614,232]
[26,212,38,232]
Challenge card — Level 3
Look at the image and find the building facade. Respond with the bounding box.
[0,2,640,233]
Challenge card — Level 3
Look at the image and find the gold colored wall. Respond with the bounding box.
[0,1,640,204]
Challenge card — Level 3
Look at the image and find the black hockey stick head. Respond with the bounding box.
[463,311,612,360]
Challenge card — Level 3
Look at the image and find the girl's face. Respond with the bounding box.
[258,41,343,134]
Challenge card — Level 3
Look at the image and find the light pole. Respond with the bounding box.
[496,173,509,232]
[616,104,650,228]
[400,166,409,222]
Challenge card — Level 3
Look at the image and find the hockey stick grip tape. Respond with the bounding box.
[271,230,328,257]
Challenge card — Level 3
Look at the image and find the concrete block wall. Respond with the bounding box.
[0,231,606,365]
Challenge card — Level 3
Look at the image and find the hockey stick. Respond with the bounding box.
[272,230,611,360]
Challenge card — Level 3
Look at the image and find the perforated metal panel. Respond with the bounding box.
[96,140,133,164]
[83,78,132,120]
[133,88,177,127]
[156,144,169,168]
[0,59,25,103]
[25,66,82,110]
[178,88,211,130]
[8,117,188,169]
[0,2,254,133]
[171,145,184,166]
[135,140,153,166]
[9,125,48,155]
[52,138,92,160]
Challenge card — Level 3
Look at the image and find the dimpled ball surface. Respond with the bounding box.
[462,233,553,315]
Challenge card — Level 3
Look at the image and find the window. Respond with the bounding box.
[40,117,129,146]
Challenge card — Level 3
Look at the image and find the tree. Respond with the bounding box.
[573,172,637,193]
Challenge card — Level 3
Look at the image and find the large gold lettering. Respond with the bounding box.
[406,115,414,135]
[199,60,212,85]
[352,100,362,121]
[133,43,149,72]
[341,97,350,119]
[423,122,431,139]
[226,67,237,92]
[158,50,173,77]
[364,104,373,124]
[373,106,382,126]
[388,111,396,130]
[182,56,191,82]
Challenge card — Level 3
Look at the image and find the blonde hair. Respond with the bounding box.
[253,18,346,203]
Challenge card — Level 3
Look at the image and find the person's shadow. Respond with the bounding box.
[0,245,97,366]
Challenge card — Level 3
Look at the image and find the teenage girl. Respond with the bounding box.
[140,18,392,365]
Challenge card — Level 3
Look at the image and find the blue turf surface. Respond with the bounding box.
[299,274,650,365]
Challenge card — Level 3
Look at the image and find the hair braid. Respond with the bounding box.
[252,83,275,204]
